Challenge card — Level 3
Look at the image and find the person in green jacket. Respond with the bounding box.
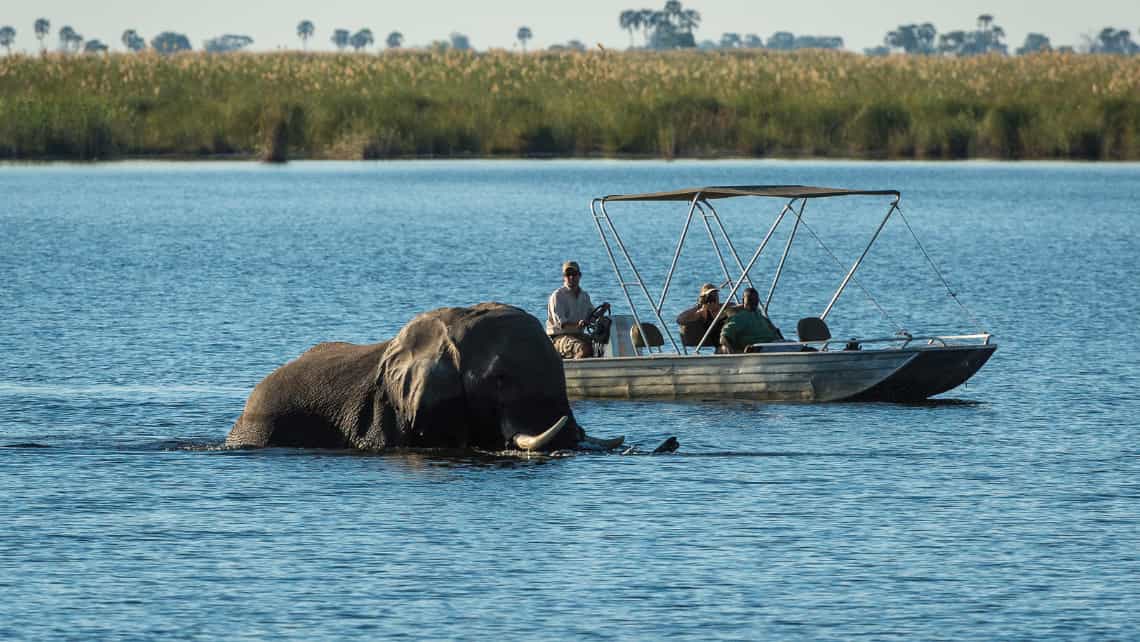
[719,288,783,353]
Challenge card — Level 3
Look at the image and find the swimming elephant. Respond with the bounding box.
[225,303,623,452]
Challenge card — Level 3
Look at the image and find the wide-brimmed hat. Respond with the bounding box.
[562,261,581,275]
[699,283,719,297]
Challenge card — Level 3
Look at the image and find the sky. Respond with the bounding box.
[2,0,1138,53]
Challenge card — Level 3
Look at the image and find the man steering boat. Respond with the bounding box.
[546,260,609,359]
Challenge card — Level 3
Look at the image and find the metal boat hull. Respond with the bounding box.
[563,344,996,402]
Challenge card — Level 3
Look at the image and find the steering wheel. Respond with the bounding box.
[583,304,612,345]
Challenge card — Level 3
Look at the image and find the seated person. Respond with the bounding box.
[546,260,608,359]
[676,283,731,350]
[719,288,783,353]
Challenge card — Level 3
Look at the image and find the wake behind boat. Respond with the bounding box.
[563,185,996,402]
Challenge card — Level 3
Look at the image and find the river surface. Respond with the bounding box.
[2,160,1139,640]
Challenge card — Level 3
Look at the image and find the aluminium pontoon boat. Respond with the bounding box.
[563,185,995,402]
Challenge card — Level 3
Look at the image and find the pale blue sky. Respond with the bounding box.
[3,0,1138,53]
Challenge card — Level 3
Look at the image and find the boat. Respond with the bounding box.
[562,185,996,402]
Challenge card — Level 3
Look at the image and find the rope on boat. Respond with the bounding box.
[894,205,988,333]
[798,218,902,332]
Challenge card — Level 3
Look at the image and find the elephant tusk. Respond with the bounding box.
[512,416,568,451]
[580,433,625,450]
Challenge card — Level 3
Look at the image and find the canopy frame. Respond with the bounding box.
[590,187,903,356]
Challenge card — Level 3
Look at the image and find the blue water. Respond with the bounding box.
[2,160,1138,640]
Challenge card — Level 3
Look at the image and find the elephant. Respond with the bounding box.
[225,303,624,452]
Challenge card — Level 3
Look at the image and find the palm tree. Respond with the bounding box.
[349,28,373,51]
[34,18,50,52]
[386,31,403,49]
[297,20,314,50]
[977,14,993,31]
[59,26,82,53]
[664,0,682,20]
[331,29,350,50]
[0,26,15,55]
[516,26,532,52]
[619,10,639,48]
[679,9,701,35]
[638,9,654,46]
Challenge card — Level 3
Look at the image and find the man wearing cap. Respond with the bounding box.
[676,283,731,351]
[547,261,608,359]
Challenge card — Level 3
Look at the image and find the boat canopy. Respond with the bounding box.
[601,185,900,203]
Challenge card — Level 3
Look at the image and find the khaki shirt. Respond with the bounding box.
[547,286,594,335]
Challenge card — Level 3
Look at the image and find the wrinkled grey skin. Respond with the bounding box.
[226,303,588,452]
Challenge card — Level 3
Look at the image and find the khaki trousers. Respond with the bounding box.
[552,334,594,359]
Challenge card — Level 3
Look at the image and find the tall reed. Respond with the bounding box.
[1,50,1137,160]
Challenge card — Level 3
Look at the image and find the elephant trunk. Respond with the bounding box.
[512,416,569,451]
[580,432,625,450]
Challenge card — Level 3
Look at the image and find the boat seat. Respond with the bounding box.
[797,317,832,342]
[631,322,665,353]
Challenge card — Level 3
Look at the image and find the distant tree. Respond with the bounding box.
[651,22,694,49]
[938,30,967,55]
[516,26,532,52]
[331,29,350,50]
[430,39,450,53]
[550,39,587,52]
[58,25,77,53]
[83,39,108,54]
[386,31,403,49]
[297,20,314,50]
[449,32,471,51]
[720,32,741,49]
[864,45,891,56]
[34,18,50,51]
[638,9,654,45]
[121,29,146,52]
[1090,27,1139,54]
[649,0,697,49]
[795,35,843,50]
[766,31,795,50]
[1016,33,1052,55]
[619,9,640,48]
[743,33,764,49]
[204,34,254,53]
[679,9,701,35]
[0,26,14,55]
[349,28,374,51]
[151,31,192,54]
[937,16,1006,56]
[885,23,936,54]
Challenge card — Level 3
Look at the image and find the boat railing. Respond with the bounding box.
[798,332,993,351]
[621,332,993,358]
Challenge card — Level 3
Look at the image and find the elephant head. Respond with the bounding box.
[226,303,622,452]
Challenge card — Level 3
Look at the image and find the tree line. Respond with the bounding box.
[1,9,1138,56]
[864,15,1139,56]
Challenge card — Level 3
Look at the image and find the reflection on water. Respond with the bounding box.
[2,160,1139,640]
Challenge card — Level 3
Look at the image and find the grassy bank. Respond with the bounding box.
[1,50,1139,161]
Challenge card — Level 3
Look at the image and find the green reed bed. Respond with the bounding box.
[1,50,1138,160]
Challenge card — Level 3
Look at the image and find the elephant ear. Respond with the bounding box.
[376,310,469,448]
